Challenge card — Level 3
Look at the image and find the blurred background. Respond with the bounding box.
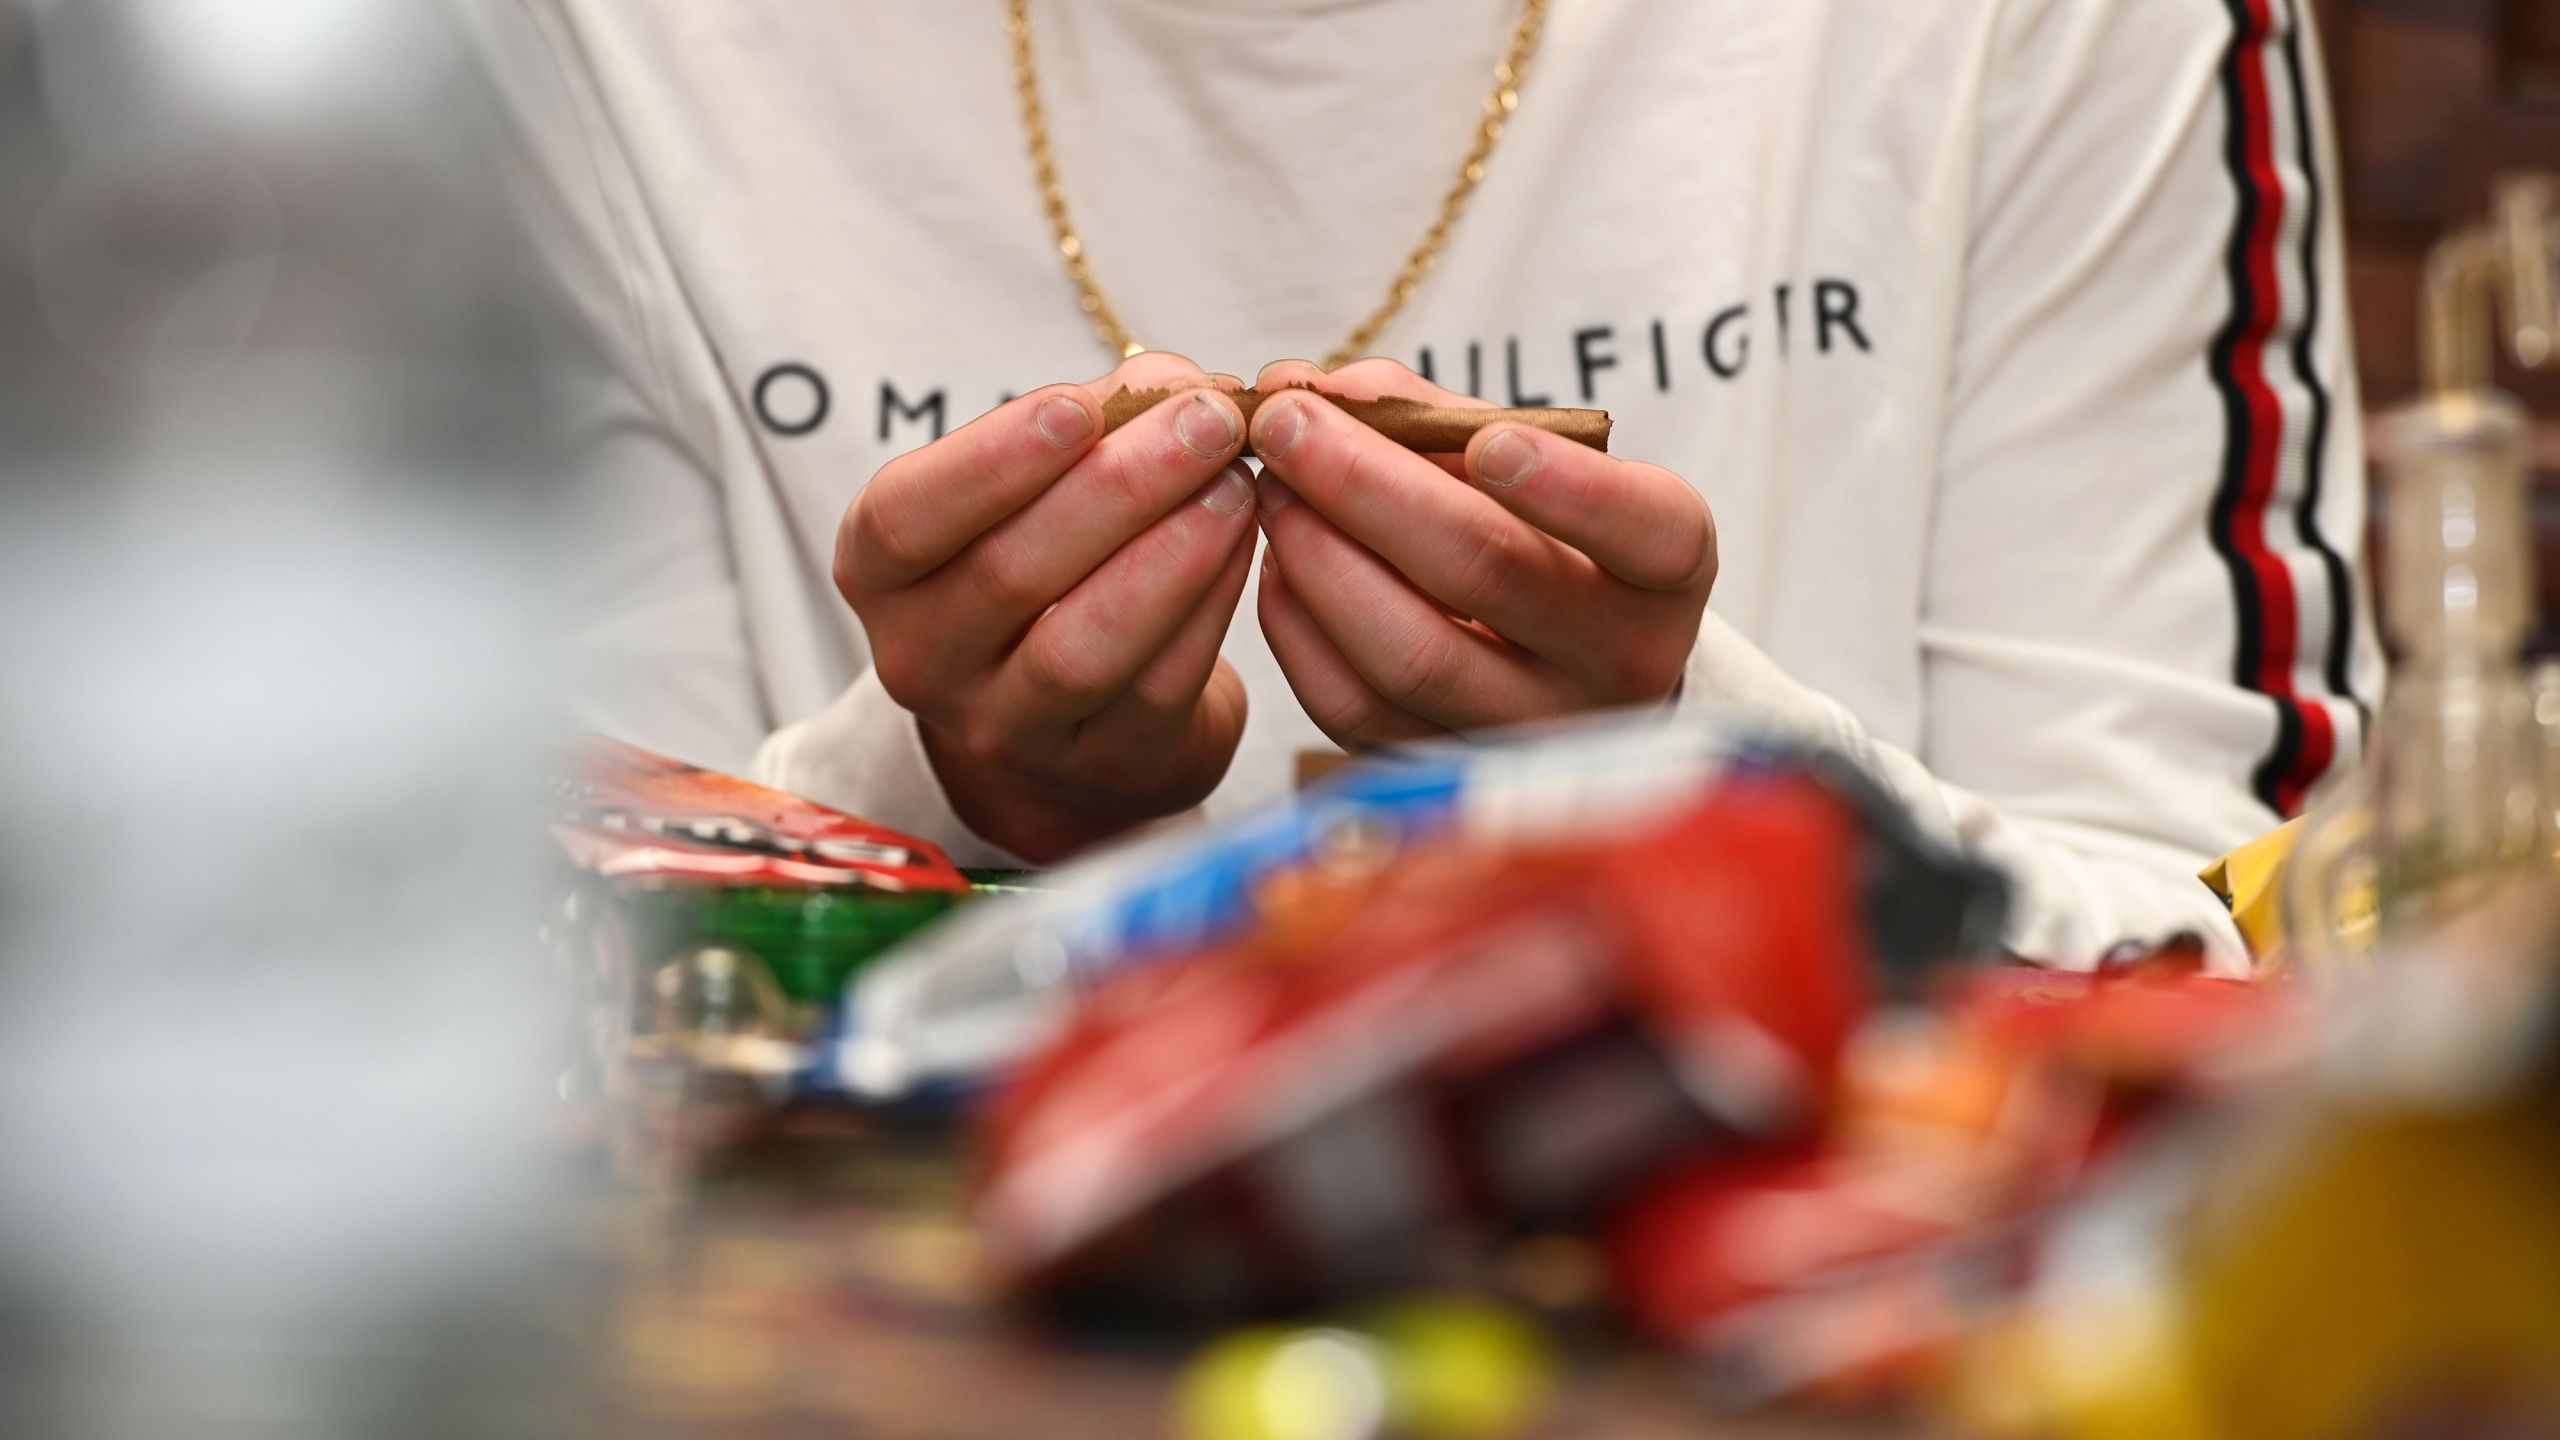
[2313,0,2560,631]
[0,4,2554,1440]
[0,2,581,1436]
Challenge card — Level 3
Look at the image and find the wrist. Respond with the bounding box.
[917,721,1158,864]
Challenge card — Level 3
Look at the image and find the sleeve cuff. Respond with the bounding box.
[750,669,1029,869]
[1672,609,1870,757]
[1667,613,2252,974]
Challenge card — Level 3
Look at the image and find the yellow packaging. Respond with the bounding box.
[2198,818,2300,971]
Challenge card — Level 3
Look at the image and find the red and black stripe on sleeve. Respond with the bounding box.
[2206,0,2360,818]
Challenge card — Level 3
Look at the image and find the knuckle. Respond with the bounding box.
[1380,623,1465,713]
[832,537,865,605]
[865,486,947,584]
[870,636,928,710]
[1127,504,1227,590]
[1612,634,1690,701]
[1316,426,1386,498]
[1019,629,1114,712]
[1447,512,1525,619]
[1085,437,1164,520]
[1655,486,1717,589]
[842,493,916,592]
[1124,668,1191,715]
[958,712,1032,775]
[1309,684,1390,745]
[1689,498,1721,587]
[866,445,924,496]
[966,539,1049,615]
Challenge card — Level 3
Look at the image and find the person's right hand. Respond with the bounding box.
[833,353,1257,863]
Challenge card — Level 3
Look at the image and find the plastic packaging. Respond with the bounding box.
[829,715,1818,1101]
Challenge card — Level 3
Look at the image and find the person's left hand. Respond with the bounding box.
[1247,358,1716,747]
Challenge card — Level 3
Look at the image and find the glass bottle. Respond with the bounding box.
[2288,392,2551,975]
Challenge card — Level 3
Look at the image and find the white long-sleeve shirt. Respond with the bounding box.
[464,0,2378,971]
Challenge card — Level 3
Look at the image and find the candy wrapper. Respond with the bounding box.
[551,736,969,898]
[1609,883,2560,1431]
[2197,819,2299,970]
[1954,880,2560,1440]
[831,718,1739,1102]
[973,759,2008,1321]
[833,715,1998,1102]
[1607,954,2304,1407]
[544,738,972,1115]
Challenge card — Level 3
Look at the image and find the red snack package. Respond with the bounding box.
[974,771,1928,1320]
[549,736,969,895]
[1605,954,2300,1405]
[1607,1146,2001,1402]
[1944,963,2304,1090]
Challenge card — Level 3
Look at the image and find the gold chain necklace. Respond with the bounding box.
[1006,0,1549,369]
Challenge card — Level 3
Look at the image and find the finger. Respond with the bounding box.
[982,460,1256,728]
[1096,655,1249,809]
[1465,424,1718,592]
[1086,350,1213,394]
[1256,480,1574,730]
[838,382,1101,594]
[1256,548,1445,749]
[1253,390,1636,662]
[936,387,1248,652]
[1071,351,1218,437]
[1256,358,1482,479]
[1112,523,1256,720]
[1319,360,1483,480]
[1322,356,1491,410]
[1252,358,1329,394]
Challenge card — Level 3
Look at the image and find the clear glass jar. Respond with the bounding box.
[2287,393,2552,976]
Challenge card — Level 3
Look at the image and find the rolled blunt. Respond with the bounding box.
[1100,384,1612,459]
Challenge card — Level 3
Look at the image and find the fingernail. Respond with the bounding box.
[1257,473,1294,516]
[1255,396,1309,463]
[1199,461,1255,516]
[1175,391,1240,458]
[1476,427,1537,488]
[1036,394,1094,448]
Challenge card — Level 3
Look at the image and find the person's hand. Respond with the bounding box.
[834,353,1256,862]
[1248,358,1715,748]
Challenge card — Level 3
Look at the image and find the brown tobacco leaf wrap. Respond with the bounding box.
[1099,384,1612,459]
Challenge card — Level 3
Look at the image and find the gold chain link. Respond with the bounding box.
[1006,0,1548,369]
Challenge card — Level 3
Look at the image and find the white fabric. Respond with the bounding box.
[460,0,2381,971]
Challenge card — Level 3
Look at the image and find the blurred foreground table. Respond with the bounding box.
[583,1113,1939,1440]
